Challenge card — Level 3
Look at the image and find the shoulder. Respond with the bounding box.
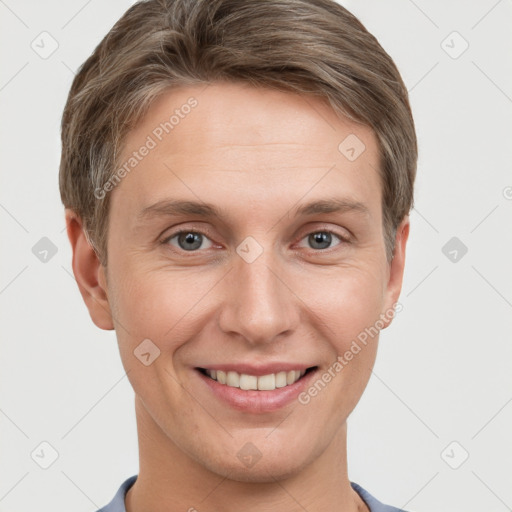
[96,475,137,512]
[351,482,410,512]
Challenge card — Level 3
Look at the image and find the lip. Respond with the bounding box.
[195,366,318,413]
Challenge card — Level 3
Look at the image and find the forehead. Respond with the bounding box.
[113,82,382,221]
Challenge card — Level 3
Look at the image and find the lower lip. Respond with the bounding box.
[195,368,318,413]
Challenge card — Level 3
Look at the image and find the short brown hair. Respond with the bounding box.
[59,0,417,264]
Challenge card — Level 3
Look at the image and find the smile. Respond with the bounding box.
[197,367,317,391]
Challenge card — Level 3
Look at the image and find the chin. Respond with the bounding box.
[196,439,317,483]
[207,457,308,483]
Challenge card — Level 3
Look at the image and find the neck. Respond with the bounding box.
[125,395,368,512]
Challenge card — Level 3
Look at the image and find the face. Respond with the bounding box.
[71,81,408,482]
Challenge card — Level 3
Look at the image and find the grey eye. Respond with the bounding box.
[297,231,343,251]
[309,232,333,250]
[167,231,213,251]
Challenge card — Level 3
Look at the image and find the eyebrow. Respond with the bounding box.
[138,197,370,222]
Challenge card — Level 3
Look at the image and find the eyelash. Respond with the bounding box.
[161,227,351,254]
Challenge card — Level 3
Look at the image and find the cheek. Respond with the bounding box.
[109,253,386,354]
[106,268,203,414]
[296,264,386,350]
[108,265,221,351]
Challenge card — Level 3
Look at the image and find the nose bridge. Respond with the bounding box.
[218,241,298,344]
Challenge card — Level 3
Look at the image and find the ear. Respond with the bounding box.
[381,215,410,329]
[65,209,114,330]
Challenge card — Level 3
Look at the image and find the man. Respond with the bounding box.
[60,1,416,510]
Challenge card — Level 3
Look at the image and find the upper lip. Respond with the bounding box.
[196,363,317,376]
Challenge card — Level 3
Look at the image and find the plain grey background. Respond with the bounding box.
[1,1,511,511]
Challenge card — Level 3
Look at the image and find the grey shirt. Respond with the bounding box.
[97,475,408,511]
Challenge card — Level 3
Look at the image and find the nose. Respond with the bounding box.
[217,247,300,346]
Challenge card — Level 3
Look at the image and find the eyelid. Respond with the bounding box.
[161,228,217,249]
[296,223,353,243]
[160,222,216,243]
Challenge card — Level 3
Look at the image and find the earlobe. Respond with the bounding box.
[65,209,114,330]
[381,216,410,329]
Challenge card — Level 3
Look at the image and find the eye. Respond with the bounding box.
[161,228,349,255]
[297,230,346,251]
[164,230,214,252]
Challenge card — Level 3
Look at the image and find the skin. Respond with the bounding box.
[66,81,409,512]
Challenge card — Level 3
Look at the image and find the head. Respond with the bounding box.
[61,0,416,482]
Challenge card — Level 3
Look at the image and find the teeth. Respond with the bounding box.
[216,370,226,384]
[226,371,240,387]
[257,374,275,391]
[240,374,258,390]
[286,370,297,385]
[275,371,287,388]
[204,368,307,390]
